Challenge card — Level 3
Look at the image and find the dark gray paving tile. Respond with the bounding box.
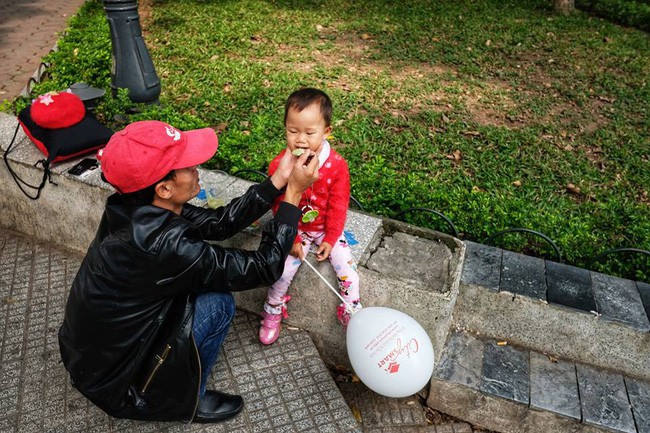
[625,376,650,433]
[576,364,635,433]
[460,241,502,291]
[479,341,529,404]
[500,250,546,299]
[592,272,650,331]
[637,281,650,325]
[529,352,580,420]
[434,332,484,390]
[546,261,597,313]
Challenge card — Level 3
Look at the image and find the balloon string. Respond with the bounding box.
[302,257,356,313]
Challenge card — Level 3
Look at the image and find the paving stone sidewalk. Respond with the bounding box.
[0,0,87,102]
[0,227,360,432]
[1,226,479,433]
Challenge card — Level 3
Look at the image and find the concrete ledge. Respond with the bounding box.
[428,378,607,433]
[430,330,647,433]
[453,282,650,381]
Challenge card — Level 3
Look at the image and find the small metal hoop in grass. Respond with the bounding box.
[586,248,650,276]
[231,169,268,183]
[392,207,459,238]
[349,195,364,211]
[483,228,562,263]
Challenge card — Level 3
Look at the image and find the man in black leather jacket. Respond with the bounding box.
[58,120,319,423]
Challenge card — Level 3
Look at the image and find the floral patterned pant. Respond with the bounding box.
[264,230,361,315]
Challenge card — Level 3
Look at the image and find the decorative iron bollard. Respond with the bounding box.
[103,0,160,103]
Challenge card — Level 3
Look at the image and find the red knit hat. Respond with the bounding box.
[98,120,218,194]
[30,91,86,129]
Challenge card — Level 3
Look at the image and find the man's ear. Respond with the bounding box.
[154,180,173,200]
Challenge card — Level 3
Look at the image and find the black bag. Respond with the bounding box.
[4,92,113,199]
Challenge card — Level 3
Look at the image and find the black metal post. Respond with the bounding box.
[103,0,161,103]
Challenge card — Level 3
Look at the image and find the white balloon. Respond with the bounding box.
[346,307,435,398]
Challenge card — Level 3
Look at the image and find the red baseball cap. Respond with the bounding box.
[98,120,218,193]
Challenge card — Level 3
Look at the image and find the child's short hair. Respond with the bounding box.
[284,88,332,127]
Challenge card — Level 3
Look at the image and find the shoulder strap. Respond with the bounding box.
[3,122,56,200]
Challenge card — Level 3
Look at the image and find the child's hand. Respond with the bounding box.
[316,242,332,261]
[290,242,304,260]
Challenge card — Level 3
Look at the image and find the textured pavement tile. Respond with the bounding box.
[529,352,580,420]
[546,261,597,313]
[460,241,502,291]
[576,364,635,433]
[636,281,650,324]
[500,250,546,299]
[337,381,427,429]
[480,341,529,405]
[0,228,360,433]
[434,332,484,390]
[591,272,650,331]
[625,376,650,433]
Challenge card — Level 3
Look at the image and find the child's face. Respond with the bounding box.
[285,102,332,155]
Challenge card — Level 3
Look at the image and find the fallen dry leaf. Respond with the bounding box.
[446,150,462,162]
[547,355,559,363]
[212,123,228,133]
[566,183,581,194]
[360,33,371,40]
[350,404,362,423]
[512,180,522,187]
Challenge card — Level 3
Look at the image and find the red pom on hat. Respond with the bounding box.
[31,91,86,129]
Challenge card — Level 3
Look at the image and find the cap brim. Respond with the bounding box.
[174,127,219,169]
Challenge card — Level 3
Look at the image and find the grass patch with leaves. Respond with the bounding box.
[3,0,648,281]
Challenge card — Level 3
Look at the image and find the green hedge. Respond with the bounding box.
[577,0,650,31]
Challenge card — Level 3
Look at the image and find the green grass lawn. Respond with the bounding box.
[8,0,649,280]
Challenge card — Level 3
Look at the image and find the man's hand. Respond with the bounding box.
[290,242,305,260]
[316,242,332,261]
[283,150,319,207]
[270,148,295,190]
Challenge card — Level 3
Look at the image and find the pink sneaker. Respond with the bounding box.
[337,302,362,327]
[259,296,291,345]
[259,311,282,345]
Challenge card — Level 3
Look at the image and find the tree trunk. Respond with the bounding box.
[554,0,575,15]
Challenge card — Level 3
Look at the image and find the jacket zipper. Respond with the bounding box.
[141,344,172,394]
[190,334,201,420]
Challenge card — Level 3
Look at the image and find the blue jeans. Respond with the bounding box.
[192,292,235,396]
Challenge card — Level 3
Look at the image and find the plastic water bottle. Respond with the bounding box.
[195,181,208,207]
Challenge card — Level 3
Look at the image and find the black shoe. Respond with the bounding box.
[192,390,244,423]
